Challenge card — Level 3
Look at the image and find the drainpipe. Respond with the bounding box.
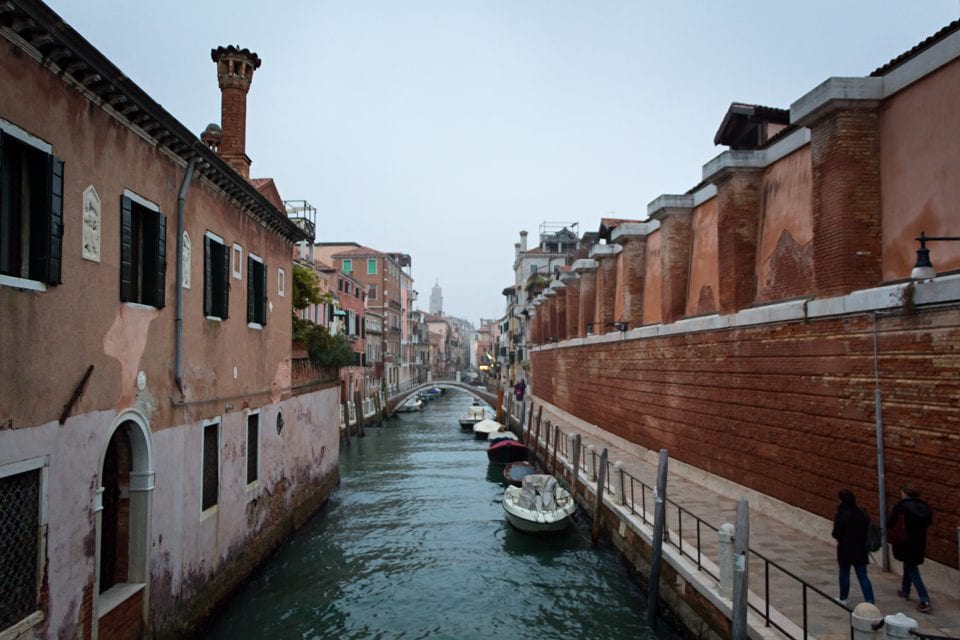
[176,158,198,396]
[872,311,889,571]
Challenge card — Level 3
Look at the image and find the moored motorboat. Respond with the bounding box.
[503,461,536,487]
[473,419,503,440]
[486,439,529,464]
[502,474,576,534]
[459,403,486,430]
[487,427,518,444]
[395,397,424,413]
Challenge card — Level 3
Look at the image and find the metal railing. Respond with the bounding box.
[509,402,849,640]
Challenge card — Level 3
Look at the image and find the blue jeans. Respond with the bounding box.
[839,563,875,603]
[901,563,930,603]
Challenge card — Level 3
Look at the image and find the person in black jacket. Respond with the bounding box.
[887,484,933,613]
[831,490,875,605]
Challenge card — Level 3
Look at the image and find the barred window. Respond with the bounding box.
[0,467,41,630]
[202,422,219,511]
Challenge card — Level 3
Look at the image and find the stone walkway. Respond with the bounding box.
[516,401,959,639]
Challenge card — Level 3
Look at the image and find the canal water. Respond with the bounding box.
[203,389,681,640]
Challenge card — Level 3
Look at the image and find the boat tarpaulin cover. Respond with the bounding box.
[518,474,558,511]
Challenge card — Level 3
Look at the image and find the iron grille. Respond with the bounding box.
[0,469,40,629]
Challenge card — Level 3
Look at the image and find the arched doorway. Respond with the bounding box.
[95,411,154,638]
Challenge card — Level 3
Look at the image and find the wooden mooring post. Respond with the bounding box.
[542,420,551,467]
[341,397,351,446]
[731,498,750,640]
[354,390,366,438]
[570,434,581,499]
[495,386,505,424]
[591,448,608,545]
[532,420,541,462]
[551,423,560,478]
[646,449,669,625]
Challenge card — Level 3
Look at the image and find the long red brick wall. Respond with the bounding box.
[531,306,959,567]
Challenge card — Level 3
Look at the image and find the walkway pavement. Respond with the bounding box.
[516,400,960,639]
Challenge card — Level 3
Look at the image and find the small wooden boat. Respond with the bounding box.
[502,474,576,533]
[459,403,486,430]
[503,461,536,487]
[486,440,529,464]
[473,419,503,440]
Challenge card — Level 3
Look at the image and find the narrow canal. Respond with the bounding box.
[203,389,682,639]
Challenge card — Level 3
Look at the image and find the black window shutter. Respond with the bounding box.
[45,156,64,285]
[246,255,254,322]
[203,235,213,316]
[155,213,166,308]
[221,239,230,319]
[260,261,267,327]
[120,196,134,301]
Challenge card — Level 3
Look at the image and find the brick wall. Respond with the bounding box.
[531,306,960,567]
[98,590,143,640]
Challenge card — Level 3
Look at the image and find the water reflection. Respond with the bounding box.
[202,389,681,640]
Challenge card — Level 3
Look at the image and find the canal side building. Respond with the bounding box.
[0,2,341,638]
[525,18,960,603]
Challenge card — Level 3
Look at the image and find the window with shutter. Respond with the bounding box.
[201,421,219,511]
[119,193,165,307]
[204,232,229,319]
[0,129,64,289]
[247,254,266,326]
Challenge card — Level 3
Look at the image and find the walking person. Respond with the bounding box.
[831,490,875,606]
[888,484,933,613]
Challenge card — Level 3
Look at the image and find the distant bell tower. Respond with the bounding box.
[430,280,443,315]
[211,45,262,179]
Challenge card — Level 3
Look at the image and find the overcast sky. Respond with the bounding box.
[48,1,958,326]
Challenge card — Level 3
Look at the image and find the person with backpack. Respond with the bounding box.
[887,484,933,613]
[831,489,875,606]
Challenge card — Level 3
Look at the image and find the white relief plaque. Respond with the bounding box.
[81,185,101,262]
[182,232,191,289]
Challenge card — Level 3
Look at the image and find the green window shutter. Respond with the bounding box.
[120,196,134,302]
[155,213,166,308]
[43,156,64,284]
[220,239,230,319]
[203,235,213,316]
[246,255,254,322]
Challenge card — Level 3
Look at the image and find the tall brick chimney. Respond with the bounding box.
[211,45,261,179]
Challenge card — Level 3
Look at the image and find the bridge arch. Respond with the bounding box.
[387,380,497,414]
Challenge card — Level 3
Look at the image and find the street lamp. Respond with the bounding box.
[911,231,960,280]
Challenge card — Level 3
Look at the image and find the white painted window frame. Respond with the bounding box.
[277,267,285,297]
[0,119,54,293]
[232,243,243,280]
[204,231,227,322]
[0,456,48,640]
[247,252,264,330]
[200,417,221,517]
[245,409,261,494]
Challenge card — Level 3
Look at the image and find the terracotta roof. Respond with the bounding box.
[332,246,385,258]
[871,19,960,77]
[250,178,284,211]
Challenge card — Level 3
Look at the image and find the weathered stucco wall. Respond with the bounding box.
[642,232,663,325]
[531,307,960,569]
[880,57,960,280]
[755,146,813,303]
[685,198,719,317]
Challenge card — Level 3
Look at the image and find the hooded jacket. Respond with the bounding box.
[887,496,933,565]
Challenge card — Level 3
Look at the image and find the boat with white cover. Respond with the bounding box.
[459,403,486,430]
[472,418,503,440]
[502,474,576,533]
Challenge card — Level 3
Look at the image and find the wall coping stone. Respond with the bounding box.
[588,244,623,259]
[611,220,660,241]
[572,258,598,273]
[532,274,960,352]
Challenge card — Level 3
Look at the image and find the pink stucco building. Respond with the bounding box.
[0,3,340,638]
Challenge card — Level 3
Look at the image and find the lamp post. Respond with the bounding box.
[911,231,960,279]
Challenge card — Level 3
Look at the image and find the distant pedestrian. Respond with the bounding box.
[887,484,933,613]
[514,379,526,402]
[831,490,875,606]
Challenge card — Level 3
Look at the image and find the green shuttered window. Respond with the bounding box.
[246,255,267,326]
[204,233,229,319]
